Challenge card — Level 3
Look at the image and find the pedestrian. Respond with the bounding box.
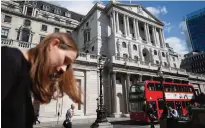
[168,107,179,118]
[63,104,75,128]
[146,104,156,128]
[34,109,41,125]
[2,32,82,128]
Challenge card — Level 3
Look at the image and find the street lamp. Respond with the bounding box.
[157,62,168,119]
[91,56,112,128]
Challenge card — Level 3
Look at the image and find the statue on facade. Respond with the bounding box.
[116,39,120,56]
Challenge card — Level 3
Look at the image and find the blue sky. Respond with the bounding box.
[52,0,205,54]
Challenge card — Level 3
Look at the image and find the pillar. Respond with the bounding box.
[116,12,120,33]
[138,74,142,82]
[110,11,115,34]
[125,73,130,113]
[144,23,148,42]
[147,24,151,43]
[136,19,140,39]
[133,18,137,39]
[152,26,157,45]
[113,11,116,33]
[126,16,130,37]
[123,15,127,36]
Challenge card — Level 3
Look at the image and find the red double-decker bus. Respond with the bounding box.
[129,80,195,122]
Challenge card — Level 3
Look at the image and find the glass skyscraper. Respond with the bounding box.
[185,7,205,52]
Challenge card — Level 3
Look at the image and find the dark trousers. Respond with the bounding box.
[65,122,72,128]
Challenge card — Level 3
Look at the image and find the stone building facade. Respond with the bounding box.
[1,1,205,121]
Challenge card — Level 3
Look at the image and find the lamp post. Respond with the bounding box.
[91,56,112,128]
[157,62,168,119]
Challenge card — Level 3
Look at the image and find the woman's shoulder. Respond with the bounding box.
[2,46,24,66]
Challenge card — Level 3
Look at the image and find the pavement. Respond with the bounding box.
[33,117,160,128]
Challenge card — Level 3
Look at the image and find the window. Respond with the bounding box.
[54,8,61,14]
[173,57,175,61]
[24,19,31,26]
[162,52,165,57]
[148,83,155,91]
[122,42,126,48]
[123,54,128,58]
[1,28,9,38]
[4,15,12,23]
[164,62,167,67]
[40,36,45,41]
[154,50,157,55]
[155,83,163,91]
[164,84,170,92]
[42,5,50,11]
[26,7,33,16]
[55,17,60,22]
[41,25,47,31]
[174,63,177,68]
[65,12,71,17]
[133,45,137,50]
[158,99,164,110]
[156,61,159,64]
[134,56,138,61]
[86,22,89,27]
[54,28,60,32]
[21,28,30,42]
[92,46,94,51]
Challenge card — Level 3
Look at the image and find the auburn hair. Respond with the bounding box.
[28,32,82,104]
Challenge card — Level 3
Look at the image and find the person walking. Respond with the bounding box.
[2,33,82,128]
[63,104,75,128]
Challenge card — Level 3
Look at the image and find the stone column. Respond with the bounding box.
[126,16,130,37]
[123,15,127,36]
[136,19,140,39]
[113,11,116,33]
[144,23,148,42]
[110,12,116,34]
[159,29,164,48]
[23,5,26,14]
[138,45,143,62]
[111,71,120,116]
[161,29,166,48]
[147,24,151,43]
[152,27,157,45]
[125,73,131,113]
[116,12,120,33]
[121,75,127,114]
[128,42,132,58]
[158,50,162,62]
[138,74,142,82]
[133,18,137,39]
[166,52,171,67]
[149,48,154,64]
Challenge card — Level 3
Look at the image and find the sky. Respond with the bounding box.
[49,0,205,55]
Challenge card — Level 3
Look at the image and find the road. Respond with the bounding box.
[34,120,160,128]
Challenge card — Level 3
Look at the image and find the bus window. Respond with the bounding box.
[167,101,174,109]
[178,85,182,92]
[148,83,155,91]
[183,86,188,92]
[182,101,186,108]
[188,86,193,92]
[173,85,177,92]
[164,84,170,92]
[155,83,163,91]
[158,99,164,110]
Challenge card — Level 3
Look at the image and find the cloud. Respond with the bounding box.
[165,37,188,54]
[179,21,186,30]
[146,6,168,17]
[163,21,173,33]
[49,1,96,15]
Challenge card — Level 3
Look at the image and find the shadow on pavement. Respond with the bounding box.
[110,120,158,126]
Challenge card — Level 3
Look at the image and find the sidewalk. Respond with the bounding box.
[34,117,130,128]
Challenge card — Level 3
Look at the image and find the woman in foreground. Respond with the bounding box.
[2,32,82,128]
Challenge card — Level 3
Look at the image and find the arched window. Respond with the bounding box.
[134,56,138,61]
[164,62,167,67]
[24,19,31,26]
[133,45,137,51]
[156,61,159,64]
[162,52,165,57]
[122,42,126,48]
[123,54,128,58]
[154,50,157,55]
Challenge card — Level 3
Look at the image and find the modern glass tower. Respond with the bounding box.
[185,7,205,52]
